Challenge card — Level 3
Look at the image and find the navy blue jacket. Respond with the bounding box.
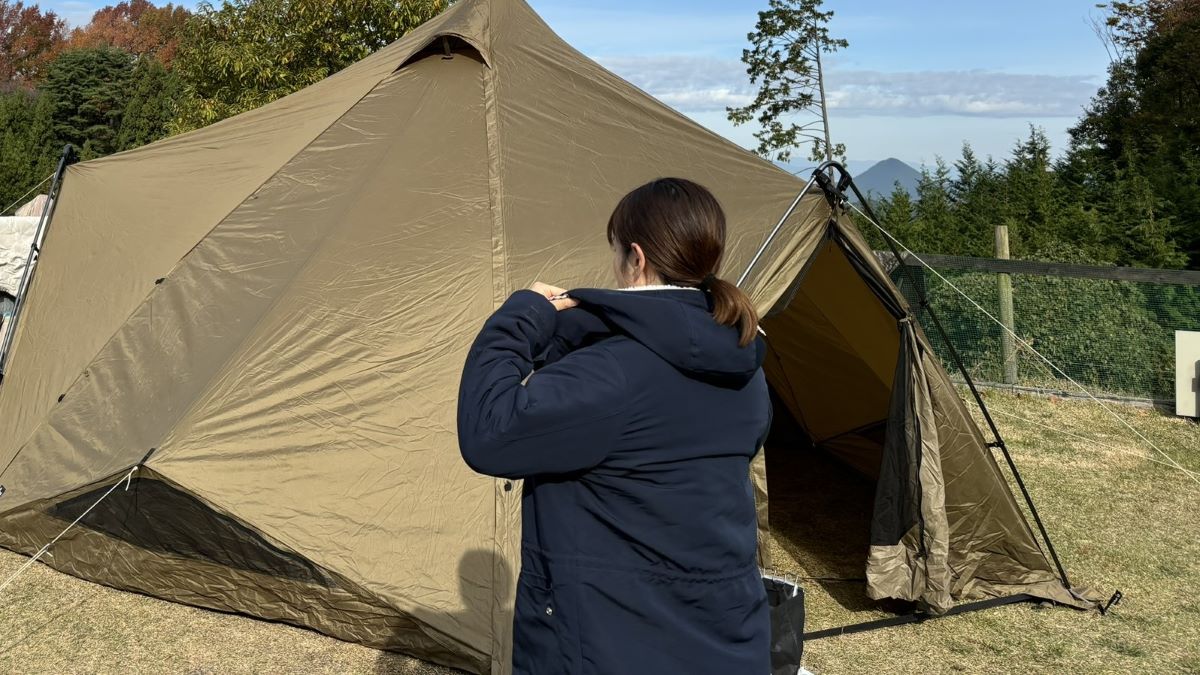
[458,287,771,675]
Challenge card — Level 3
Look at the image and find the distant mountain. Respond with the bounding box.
[775,158,878,178]
[773,158,918,200]
[854,158,921,200]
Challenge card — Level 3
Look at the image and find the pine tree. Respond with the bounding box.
[40,47,135,159]
[0,88,57,211]
[727,0,847,163]
[116,56,181,151]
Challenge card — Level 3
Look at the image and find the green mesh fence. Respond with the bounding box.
[885,259,1200,403]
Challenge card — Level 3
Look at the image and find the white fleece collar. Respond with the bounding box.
[615,284,701,292]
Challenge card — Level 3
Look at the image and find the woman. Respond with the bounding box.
[457,178,771,674]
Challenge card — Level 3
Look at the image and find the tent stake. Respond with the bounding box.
[0,144,76,382]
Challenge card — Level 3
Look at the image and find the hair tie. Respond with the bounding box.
[698,273,717,292]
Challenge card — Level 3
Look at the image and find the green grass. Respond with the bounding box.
[1,391,1197,673]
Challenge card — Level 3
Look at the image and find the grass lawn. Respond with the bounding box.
[777,390,1200,674]
[1,390,1197,673]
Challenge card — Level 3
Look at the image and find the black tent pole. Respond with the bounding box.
[808,162,1074,592]
[0,144,76,383]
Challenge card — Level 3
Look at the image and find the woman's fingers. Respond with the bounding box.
[550,297,579,311]
[528,282,576,312]
[529,281,568,299]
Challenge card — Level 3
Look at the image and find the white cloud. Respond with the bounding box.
[828,70,1098,118]
[597,55,1099,119]
[42,1,100,28]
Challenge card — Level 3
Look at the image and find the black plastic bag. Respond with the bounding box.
[763,574,805,675]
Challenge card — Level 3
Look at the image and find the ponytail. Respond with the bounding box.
[705,276,759,347]
[607,177,758,346]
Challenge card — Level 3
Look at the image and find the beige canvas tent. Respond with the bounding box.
[0,217,37,299]
[0,0,1093,671]
[0,196,47,301]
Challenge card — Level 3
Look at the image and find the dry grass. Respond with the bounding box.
[774,390,1200,675]
[1,391,1197,674]
[0,548,456,674]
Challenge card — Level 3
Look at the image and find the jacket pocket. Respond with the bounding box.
[513,570,570,674]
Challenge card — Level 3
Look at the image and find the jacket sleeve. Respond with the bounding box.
[457,290,629,479]
[534,303,611,369]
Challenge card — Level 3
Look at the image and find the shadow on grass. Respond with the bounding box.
[766,438,881,614]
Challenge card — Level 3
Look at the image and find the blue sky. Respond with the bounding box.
[45,0,1114,168]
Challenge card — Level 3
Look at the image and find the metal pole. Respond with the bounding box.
[0,145,75,381]
[736,169,824,288]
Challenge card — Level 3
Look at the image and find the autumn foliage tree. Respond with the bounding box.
[0,1,67,89]
[68,0,191,65]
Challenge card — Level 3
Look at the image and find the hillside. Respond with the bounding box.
[854,158,921,199]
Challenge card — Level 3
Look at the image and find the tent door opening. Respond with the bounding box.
[759,227,906,605]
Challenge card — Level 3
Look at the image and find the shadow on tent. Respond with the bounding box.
[374,551,498,675]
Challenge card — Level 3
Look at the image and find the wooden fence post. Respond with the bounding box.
[995,225,1018,384]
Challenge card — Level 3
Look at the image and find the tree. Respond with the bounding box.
[116,56,181,150]
[1001,127,1061,257]
[1093,0,1200,59]
[170,0,448,132]
[69,1,192,66]
[1071,0,1200,267]
[727,0,847,164]
[913,160,961,254]
[0,1,67,89]
[947,144,1012,258]
[1105,162,1188,267]
[871,183,918,250]
[0,88,56,211]
[40,47,135,159]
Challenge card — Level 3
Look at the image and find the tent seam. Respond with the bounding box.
[481,13,511,669]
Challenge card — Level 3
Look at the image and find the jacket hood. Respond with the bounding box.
[564,287,765,388]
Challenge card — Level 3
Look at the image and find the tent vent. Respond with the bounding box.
[398,35,484,70]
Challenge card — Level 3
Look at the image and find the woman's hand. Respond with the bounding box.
[529,282,579,311]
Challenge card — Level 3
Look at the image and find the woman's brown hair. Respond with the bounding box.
[606,177,759,347]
